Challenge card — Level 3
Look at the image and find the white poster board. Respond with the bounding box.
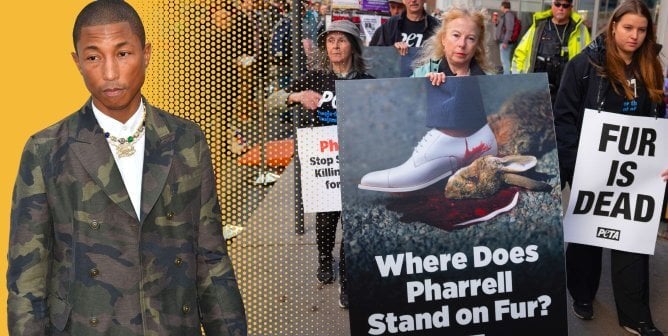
[359,14,382,46]
[297,126,342,213]
[563,109,668,254]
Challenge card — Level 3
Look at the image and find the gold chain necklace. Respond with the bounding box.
[103,104,146,158]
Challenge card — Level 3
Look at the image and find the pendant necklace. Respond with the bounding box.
[103,104,146,158]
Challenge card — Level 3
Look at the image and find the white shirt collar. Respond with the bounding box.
[91,100,145,137]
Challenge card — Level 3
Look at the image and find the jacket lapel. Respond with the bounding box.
[139,103,174,223]
[70,101,138,220]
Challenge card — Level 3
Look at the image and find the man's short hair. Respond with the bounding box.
[73,0,145,51]
[501,1,511,9]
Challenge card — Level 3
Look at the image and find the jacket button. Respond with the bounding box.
[182,304,190,314]
[90,220,100,230]
[89,268,99,278]
[89,316,98,326]
[166,211,175,220]
[174,257,183,267]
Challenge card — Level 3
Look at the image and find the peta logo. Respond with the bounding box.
[318,91,336,108]
[596,227,620,241]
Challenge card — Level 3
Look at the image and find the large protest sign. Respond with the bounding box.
[337,74,567,335]
[563,109,668,254]
[297,126,342,212]
[365,46,418,78]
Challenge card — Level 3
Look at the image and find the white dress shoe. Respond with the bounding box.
[358,125,497,192]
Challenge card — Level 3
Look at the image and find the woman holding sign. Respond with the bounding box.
[554,0,666,335]
[268,20,373,309]
[359,6,500,192]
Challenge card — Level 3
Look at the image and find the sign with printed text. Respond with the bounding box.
[564,109,668,254]
[297,125,342,213]
[337,74,568,335]
[359,15,382,45]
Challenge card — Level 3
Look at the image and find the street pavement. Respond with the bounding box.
[229,162,668,335]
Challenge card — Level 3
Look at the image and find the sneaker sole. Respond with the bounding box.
[571,304,594,320]
[623,326,641,335]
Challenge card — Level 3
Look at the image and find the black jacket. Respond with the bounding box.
[553,34,665,187]
[369,12,440,46]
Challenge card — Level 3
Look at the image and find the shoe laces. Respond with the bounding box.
[413,131,437,155]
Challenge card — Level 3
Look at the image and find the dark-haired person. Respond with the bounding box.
[369,0,440,56]
[6,1,247,334]
[554,0,666,334]
[512,0,590,103]
[268,20,373,309]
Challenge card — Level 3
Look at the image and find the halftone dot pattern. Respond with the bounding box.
[136,1,349,334]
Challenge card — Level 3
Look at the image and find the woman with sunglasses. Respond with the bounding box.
[511,0,590,103]
[554,0,666,334]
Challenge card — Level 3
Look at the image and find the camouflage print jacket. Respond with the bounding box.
[7,99,247,335]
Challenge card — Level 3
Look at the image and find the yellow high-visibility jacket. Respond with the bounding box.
[511,9,591,74]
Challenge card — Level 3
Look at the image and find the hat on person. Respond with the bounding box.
[316,19,363,54]
[388,0,404,3]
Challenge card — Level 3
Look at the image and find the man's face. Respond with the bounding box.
[403,0,425,17]
[389,2,405,16]
[551,1,572,23]
[72,22,150,119]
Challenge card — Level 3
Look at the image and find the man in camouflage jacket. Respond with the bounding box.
[7,1,247,335]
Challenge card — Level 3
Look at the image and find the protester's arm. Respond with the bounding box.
[661,169,668,182]
[196,132,248,336]
[267,73,322,111]
[268,89,321,111]
[7,137,52,335]
[553,57,586,188]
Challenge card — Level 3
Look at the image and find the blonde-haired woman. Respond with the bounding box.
[412,6,495,83]
[555,0,666,334]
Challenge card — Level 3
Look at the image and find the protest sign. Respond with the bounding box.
[336,74,567,335]
[361,0,388,12]
[297,126,342,213]
[360,15,382,45]
[365,46,417,78]
[564,109,668,254]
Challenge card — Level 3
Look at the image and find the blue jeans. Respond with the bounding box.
[499,43,513,74]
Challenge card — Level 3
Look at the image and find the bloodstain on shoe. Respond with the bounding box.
[462,139,493,165]
[386,181,519,231]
